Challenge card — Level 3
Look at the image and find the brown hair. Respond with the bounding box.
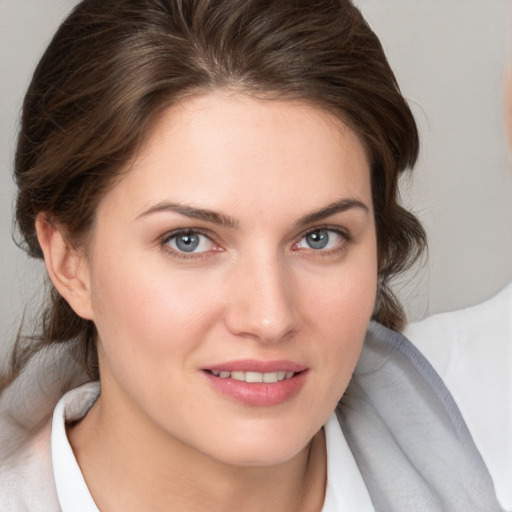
[11,0,425,384]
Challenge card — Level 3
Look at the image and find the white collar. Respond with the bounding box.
[322,412,375,511]
[51,382,101,512]
[52,383,373,511]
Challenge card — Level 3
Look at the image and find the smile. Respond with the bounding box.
[203,361,308,406]
[208,370,296,383]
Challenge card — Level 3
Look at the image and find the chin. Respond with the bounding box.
[198,422,320,468]
[215,444,309,468]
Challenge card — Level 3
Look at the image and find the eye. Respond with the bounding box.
[163,230,216,254]
[295,228,346,251]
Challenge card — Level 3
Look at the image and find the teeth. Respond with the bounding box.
[263,372,278,383]
[231,371,245,381]
[245,371,263,383]
[210,370,297,383]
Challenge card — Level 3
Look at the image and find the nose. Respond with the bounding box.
[224,254,297,344]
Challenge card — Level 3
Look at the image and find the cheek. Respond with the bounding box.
[318,274,376,358]
[88,251,223,369]
[301,248,377,377]
[301,243,378,327]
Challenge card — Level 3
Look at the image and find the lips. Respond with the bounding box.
[205,359,307,373]
[202,360,308,406]
[208,370,296,383]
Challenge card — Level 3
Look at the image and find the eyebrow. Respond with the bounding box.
[136,198,369,229]
[295,199,369,227]
[136,201,239,229]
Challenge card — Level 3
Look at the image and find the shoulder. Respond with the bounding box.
[0,416,60,512]
[336,321,501,511]
[0,343,90,511]
[403,281,512,378]
[403,283,512,510]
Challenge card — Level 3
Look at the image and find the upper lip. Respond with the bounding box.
[204,359,308,373]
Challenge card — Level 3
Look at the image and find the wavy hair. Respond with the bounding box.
[9,0,426,384]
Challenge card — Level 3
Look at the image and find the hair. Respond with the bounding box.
[9,0,426,385]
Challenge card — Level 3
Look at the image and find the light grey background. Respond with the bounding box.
[1,0,512,360]
[358,0,512,320]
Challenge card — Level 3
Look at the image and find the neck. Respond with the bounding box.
[68,392,327,512]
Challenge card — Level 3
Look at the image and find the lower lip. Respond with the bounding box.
[203,371,308,406]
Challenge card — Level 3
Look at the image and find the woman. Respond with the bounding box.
[0,0,500,510]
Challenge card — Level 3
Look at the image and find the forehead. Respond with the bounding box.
[99,92,372,222]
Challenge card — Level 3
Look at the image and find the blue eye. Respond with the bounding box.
[164,230,214,253]
[305,230,329,249]
[297,229,344,251]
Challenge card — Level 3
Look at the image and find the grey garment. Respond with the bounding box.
[0,323,502,511]
[337,321,503,512]
[0,344,88,512]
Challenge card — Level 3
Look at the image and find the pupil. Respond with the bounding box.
[306,230,329,249]
[176,232,199,252]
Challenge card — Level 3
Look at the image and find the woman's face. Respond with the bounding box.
[82,92,377,466]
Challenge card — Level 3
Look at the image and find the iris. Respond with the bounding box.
[305,230,329,250]
[175,232,200,252]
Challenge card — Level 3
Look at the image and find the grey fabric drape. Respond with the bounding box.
[338,322,502,511]
[0,323,502,510]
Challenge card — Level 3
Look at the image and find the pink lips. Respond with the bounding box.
[202,359,308,407]
[207,359,307,373]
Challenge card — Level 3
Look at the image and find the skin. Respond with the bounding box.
[37,91,378,511]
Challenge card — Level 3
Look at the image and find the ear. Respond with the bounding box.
[35,213,94,321]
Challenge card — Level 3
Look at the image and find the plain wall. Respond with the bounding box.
[1,0,512,359]
[357,0,512,319]
[0,0,80,362]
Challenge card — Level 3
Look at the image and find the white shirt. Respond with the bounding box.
[322,414,375,511]
[51,382,375,511]
[404,281,512,511]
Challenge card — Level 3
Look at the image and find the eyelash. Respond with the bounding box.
[160,228,220,261]
[159,225,352,260]
[293,225,352,257]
